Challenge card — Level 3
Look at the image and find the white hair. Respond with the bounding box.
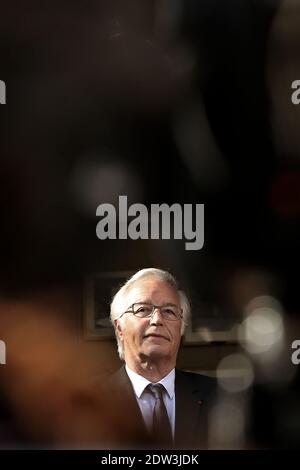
[110,268,191,360]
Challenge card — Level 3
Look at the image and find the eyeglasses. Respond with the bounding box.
[122,302,183,321]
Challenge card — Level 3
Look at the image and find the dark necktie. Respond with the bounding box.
[148,383,173,446]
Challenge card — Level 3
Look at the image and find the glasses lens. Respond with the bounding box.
[161,306,181,320]
[132,303,153,317]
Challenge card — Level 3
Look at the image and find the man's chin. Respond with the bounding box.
[140,346,168,360]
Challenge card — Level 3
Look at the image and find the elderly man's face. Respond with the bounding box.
[115,277,183,365]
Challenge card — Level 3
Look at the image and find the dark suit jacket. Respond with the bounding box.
[102,366,217,449]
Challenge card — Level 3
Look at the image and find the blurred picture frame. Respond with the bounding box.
[183,300,240,345]
[83,271,134,340]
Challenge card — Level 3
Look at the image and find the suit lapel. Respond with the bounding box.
[174,370,209,448]
[109,366,149,436]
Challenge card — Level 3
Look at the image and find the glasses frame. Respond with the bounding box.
[120,302,183,321]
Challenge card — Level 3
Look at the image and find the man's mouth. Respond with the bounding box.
[144,333,170,341]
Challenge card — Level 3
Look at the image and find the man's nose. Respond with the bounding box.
[149,307,164,325]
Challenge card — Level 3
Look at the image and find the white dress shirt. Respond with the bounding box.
[125,365,176,438]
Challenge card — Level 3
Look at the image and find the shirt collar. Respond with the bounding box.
[125,365,175,399]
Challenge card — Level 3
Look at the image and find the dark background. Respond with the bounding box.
[0,0,299,449]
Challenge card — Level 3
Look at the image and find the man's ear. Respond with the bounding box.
[114,319,124,340]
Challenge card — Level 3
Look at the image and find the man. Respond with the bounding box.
[100,268,217,449]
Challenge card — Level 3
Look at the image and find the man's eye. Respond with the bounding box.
[163,308,176,316]
[136,307,151,315]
